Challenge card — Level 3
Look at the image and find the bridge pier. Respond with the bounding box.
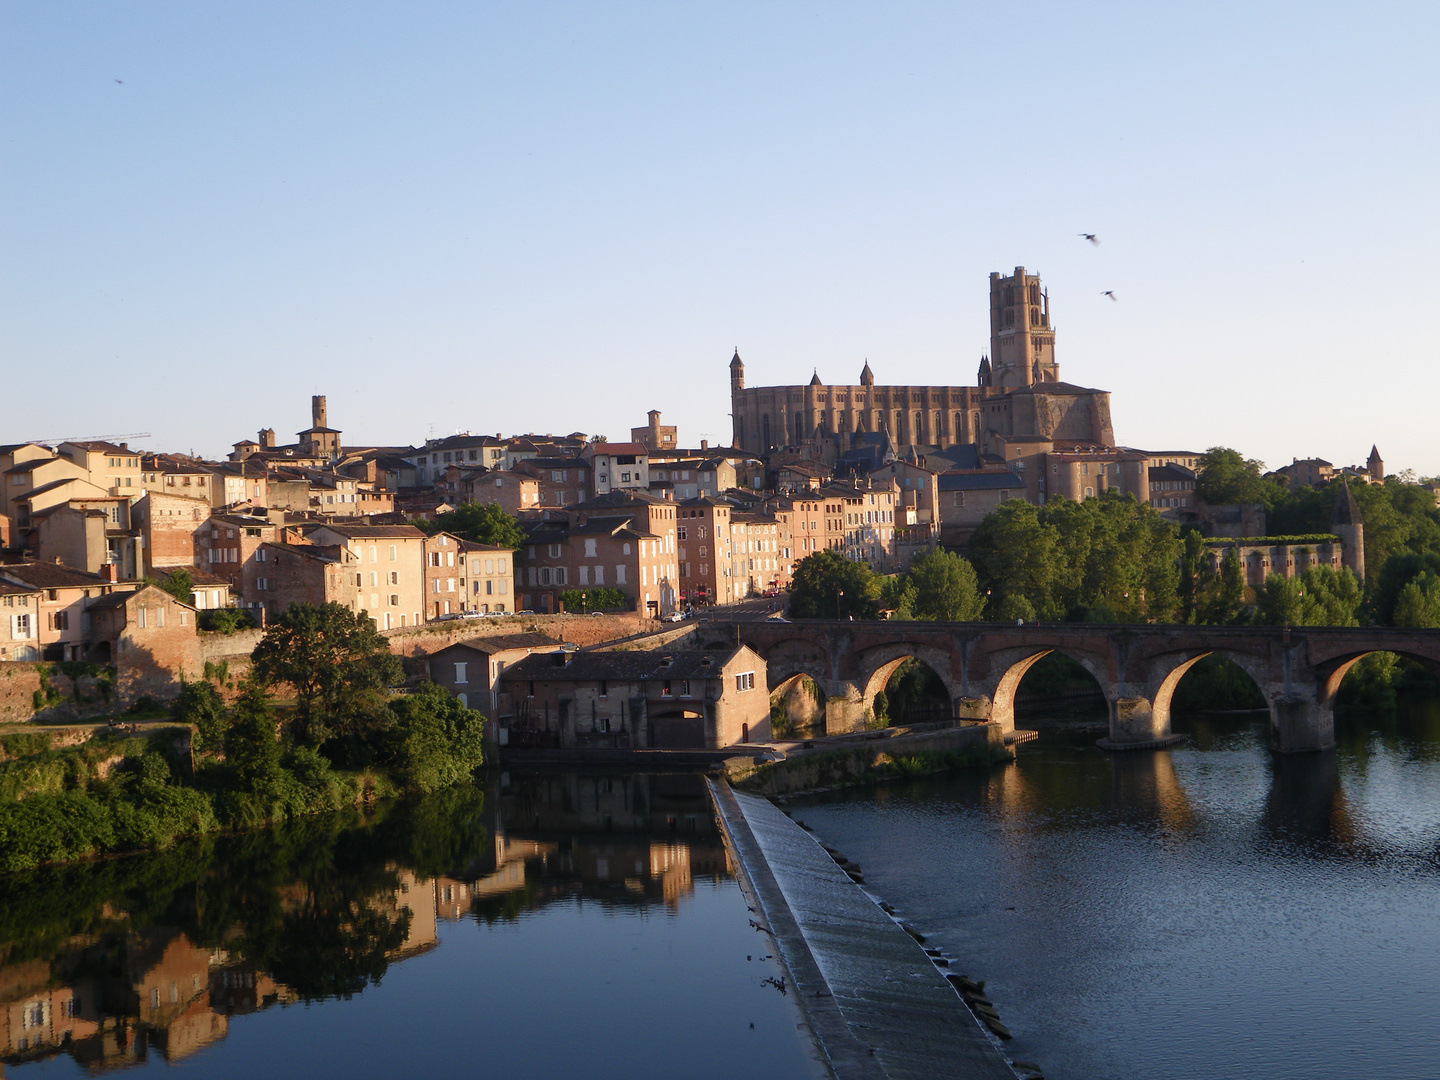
[823,681,867,736]
[1268,696,1335,754]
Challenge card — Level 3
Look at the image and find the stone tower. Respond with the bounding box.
[1367,445,1384,484]
[1331,481,1365,581]
[312,394,327,429]
[988,266,1057,390]
[729,350,746,448]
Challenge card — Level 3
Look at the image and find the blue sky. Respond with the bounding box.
[3,2,1436,474]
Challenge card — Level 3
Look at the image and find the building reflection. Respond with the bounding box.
[0,772,728,1075]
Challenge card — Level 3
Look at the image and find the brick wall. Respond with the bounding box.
[384,611,653,660]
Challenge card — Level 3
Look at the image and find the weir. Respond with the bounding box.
[708,779,1018,1080]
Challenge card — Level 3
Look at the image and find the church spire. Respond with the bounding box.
[860,360,874,386]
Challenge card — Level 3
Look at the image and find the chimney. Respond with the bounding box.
[99,563,117,582]
[312,395,327,429]
[700,439,709,450]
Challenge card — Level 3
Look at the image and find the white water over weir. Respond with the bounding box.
[708,780,1019,1080]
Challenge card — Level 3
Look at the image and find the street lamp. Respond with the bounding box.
[837,587,844,621]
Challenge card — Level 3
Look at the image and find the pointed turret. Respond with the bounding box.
[860,360,874,387]
[1331,480,1362,527]
[1331,480,1366,580]
[1367,445,1384,483]
[809,369,823,387]
[729,348,744,391]
[977,355,991,387]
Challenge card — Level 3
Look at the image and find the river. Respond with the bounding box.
[0,772,822,1080]
[790,699,1440,1080]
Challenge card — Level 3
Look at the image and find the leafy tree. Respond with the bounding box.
[199,608,256,634]
[419,502,526,550]
[878,575,917,620]
[251,602,402,747]
[223,682,283,794]
[146,568,194,606]
[1194,545,1246,624]
[1369,551,1440,625]
[1178,529,1209,623]
[967,493,1179,622]
[788,549,881,620]
[903,548,985,622]
[558,587,629,612]
[966,501,1062,620]
[1392,572,1440,628]
[1196,447,1283,507]
[388,682,486,793]
[1254,566,1361,627]
[172,680,227,751]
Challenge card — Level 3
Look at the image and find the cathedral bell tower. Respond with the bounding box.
[988,266,1058,390]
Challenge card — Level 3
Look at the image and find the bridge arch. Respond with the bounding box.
[767,672,829,738]
[1317,648,1440,706]
[855,641,963,723]
[757,634,835,689]
[985,645,1113,733]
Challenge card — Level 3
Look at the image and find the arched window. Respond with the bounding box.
[761,414,771,447]
[953,412,962,438]
[934,411,943,438]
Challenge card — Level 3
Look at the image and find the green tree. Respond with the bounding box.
[1178,529,1208,623]
[251,602,402,747]
[223,682,283,794]
[557,587,629,612]
[788,549,881,620]
[1254,566,1361,627]
[1196,447,1283,507]
[1370,551,1440,625]
[172,680,227,751]
[1196,545,1246,624]
[419,502,526,550]
[1392,572,1440,628]
[966,501,1062,620]
[388,682,486,793]
[146,568,194,606]
[904,548,985,622]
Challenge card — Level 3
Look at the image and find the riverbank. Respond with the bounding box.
[708,778,1021,1080]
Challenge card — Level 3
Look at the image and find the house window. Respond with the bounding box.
[390,594,399,606]
[389,571,398,585]
[454,662,468,685]
[735,671,755,691]
[661,680,673,696]
[596,717,610,733]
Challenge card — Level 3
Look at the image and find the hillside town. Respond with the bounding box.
[0,269,1396,681]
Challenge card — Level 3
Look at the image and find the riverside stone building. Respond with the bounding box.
[499,645,770,749]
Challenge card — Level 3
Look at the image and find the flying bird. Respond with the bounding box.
[1102,291,1117,301]
[1079,233,1099,245]
[114,78,124,84]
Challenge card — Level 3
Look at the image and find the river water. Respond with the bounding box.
[792,700,1440,1080]
[0,772,822,1080]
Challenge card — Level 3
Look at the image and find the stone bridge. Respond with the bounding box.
[714,620,1440,753]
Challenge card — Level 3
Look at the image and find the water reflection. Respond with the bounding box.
[0,772,728,1074]
[794,696,1440,1080]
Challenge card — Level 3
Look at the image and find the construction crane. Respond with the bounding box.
[20,431,152,447]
